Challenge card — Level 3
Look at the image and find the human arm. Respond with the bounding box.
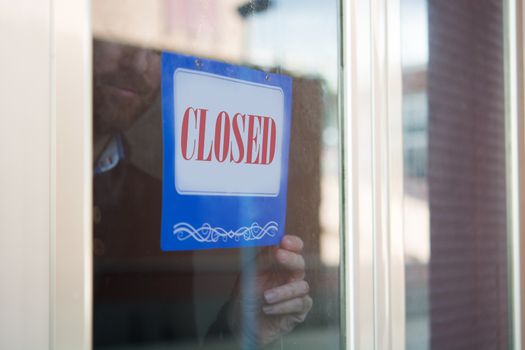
[208,235,312,348]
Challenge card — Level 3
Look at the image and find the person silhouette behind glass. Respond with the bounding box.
[92,40,312,348]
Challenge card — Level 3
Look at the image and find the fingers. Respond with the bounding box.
[275,248,306,280]
[276,235,306,281]
[280,235,304,253]
[264,280,310,304]
[262,295,313,316]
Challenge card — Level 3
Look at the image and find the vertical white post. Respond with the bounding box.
[343,0,378,349]
[385,0,405,349]
[504,0,522,349]
[343,0,405,349]
[0,1,51,349]
[52,0,92,349]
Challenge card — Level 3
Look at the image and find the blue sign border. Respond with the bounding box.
[161,51,292,251]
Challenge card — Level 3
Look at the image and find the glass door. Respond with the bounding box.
[90,1,343,349]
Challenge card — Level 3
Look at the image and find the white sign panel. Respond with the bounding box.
[174,69,285,197]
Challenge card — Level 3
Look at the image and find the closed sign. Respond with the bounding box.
[161,52,292,251]
[174,69,284,197]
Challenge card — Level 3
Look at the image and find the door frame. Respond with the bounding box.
[52,0,92,349]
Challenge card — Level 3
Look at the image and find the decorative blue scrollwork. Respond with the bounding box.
[173,221,279,243]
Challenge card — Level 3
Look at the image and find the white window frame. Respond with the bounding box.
[506,0,523,348]
[52,0,92,349]
[342,0,405,349]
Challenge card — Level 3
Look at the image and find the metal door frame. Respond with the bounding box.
[341,0,405,349]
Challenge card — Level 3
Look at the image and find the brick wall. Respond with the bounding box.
[428,1,509,349]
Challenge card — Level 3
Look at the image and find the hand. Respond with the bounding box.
[228,235,313,347]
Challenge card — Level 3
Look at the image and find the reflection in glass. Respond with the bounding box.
[401,0,429,349]
[92,1,341,349]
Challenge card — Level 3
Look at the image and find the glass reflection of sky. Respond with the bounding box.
[244,0,338,91]
[401,0,428,68]
[401,1,430,349]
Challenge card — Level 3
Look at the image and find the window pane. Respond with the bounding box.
[401,1,510,349]
[91,1,341,349]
